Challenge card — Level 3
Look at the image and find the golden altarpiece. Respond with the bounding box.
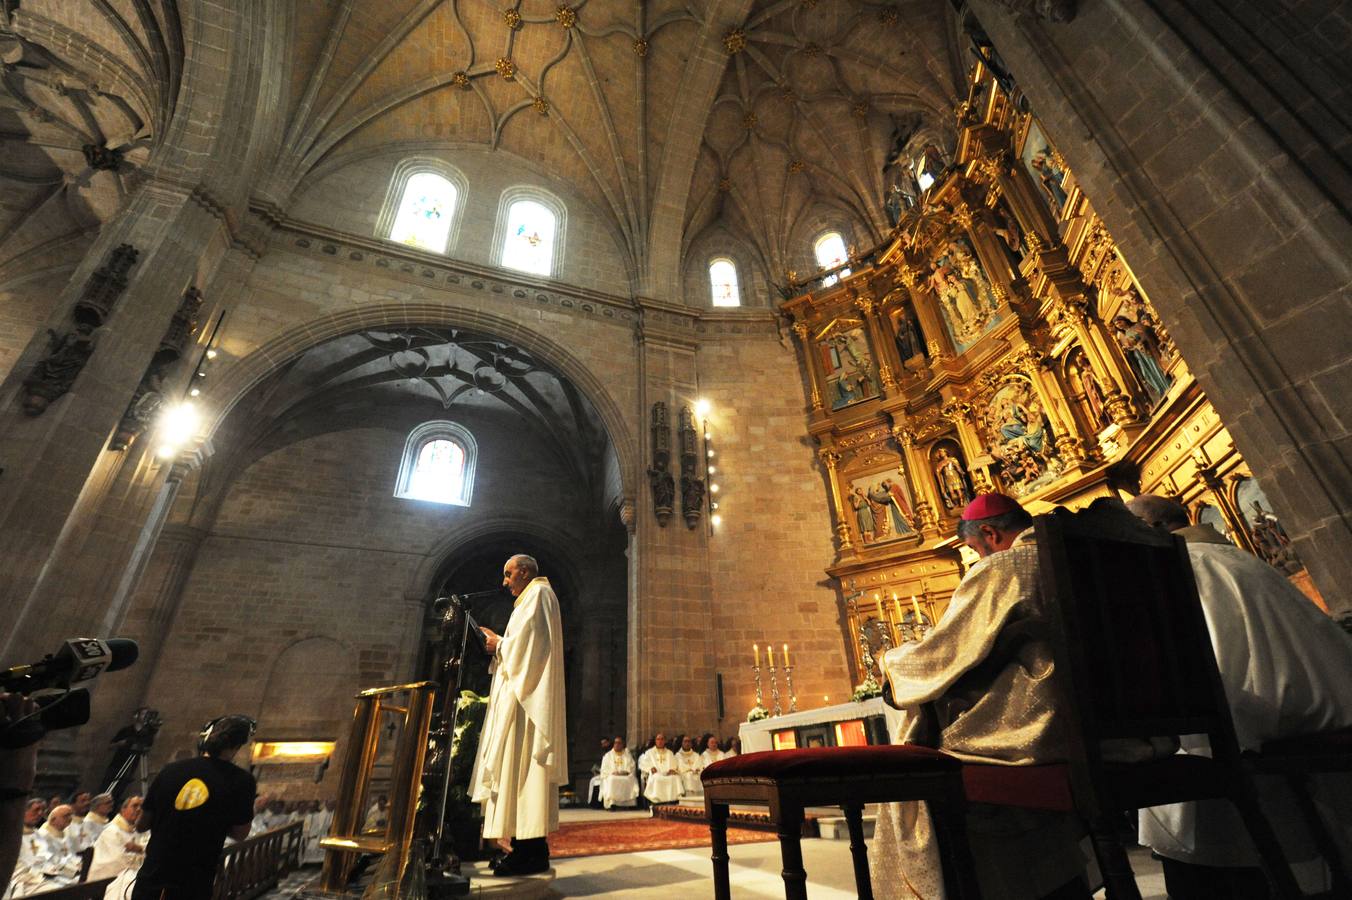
[783,62,1324,689]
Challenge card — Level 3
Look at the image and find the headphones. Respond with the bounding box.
[197,714,257,755]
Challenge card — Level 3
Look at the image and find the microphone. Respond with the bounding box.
[432,589,504,612]
[0,638,139,693]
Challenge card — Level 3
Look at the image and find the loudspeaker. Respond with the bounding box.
[715,673,725,719]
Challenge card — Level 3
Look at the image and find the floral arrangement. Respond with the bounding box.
[851,673,882,702]
[746,704,770,722]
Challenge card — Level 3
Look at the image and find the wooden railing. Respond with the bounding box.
[213,822,304,900]
[22,823,303,900]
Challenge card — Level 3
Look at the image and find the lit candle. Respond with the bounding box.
[766,640,774,666]
[753,643,759,668]
[782,644,790,668]
[911,595,924,621]
[893,592,904,624]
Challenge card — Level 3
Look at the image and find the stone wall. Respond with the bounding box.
[698,335,854,728]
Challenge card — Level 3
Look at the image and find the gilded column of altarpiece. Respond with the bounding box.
[784,62,1324,688]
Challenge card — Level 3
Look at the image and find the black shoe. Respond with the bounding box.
[487,850,509,871]
[492,851,550,877]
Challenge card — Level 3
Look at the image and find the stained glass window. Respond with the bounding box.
[388,172,457,252]
[709,258,740,307]
[815,232,851,286]
[395,422,477,506]
[501,199,557,276]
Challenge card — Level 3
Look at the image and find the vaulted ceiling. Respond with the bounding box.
[0,0,965,300]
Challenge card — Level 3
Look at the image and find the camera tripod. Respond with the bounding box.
[104,745,151,800]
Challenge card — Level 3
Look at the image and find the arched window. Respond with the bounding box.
[394,421,478,507]
[499,198,558,276]
[377,160,466,254]
[709,257,741,307]
[814,232,851,286]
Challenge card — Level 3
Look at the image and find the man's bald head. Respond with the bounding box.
[1127,494,1191,532]
[502,554,539,596]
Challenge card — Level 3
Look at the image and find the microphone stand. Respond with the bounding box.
[426,591,498,897]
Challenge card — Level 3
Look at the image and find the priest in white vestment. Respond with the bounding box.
[638,734,683,805]
[699,736,725,770]
[30,806,80,887]
[80,795,114,850]
[6,801,50,899]
[598,739,640,810]
[674,736,703,797]
[87,796,145,882]
[302,801,335,865]
[470,555,568,877]
[1128,495,1352,897]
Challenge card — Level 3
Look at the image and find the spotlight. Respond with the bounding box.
[205,349,218,360]
[694,398,711,418]
[708,466,716,474]
[711,514,722,527]
[157,401,200,457]
[710,484,719,493]
[189,387,201,397]
[707,449,714,458]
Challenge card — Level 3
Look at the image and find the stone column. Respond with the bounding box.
[1050,297,1140,427]
[790,319,827,417]
[852,292,898,396]
[896,264,957,363]
[0,181,233,661]
[817,448,853,555]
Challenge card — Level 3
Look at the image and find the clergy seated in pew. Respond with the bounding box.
[79,795,115,851]
[674,735,704,797]
[700,735,728,771]
[638,734,683,806]
[587,738,612,808]
[872,493,1178,900]
[598,737,640,810]
[1128,494,1352,899]
[86,795,146,882]
[301,800,335,865]
[11,803,83,897]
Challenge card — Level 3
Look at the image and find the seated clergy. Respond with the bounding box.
[638,734,683,805]
[8,800,53,898]
[699,735,724,770]
[80,794,115,849]
[65,792,91,849]
[1128,494,1352,898]
[587,738,612,807]
[29,804,82,887]
[674,736,703,796]
[598,737,639,810]
[873,494,1132,900]
[302,800,335,865]
[87,795,146,882]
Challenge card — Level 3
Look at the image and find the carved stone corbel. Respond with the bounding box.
[22,243,139,416]
[647,401,675,526]
[678,405,705,529]
[110,287,204,451]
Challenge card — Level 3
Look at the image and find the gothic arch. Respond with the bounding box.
[204,303,640,502]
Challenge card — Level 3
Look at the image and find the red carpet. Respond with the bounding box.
[547,817,778,859]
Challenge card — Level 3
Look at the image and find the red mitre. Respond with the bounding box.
[960,492,1022,521]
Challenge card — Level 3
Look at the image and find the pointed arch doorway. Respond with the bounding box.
[420,527,627,792]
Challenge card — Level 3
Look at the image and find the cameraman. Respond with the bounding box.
[132,715,257,900]
[0,692,39,893]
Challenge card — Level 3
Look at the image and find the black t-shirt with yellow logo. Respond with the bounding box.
[133,756,256,899]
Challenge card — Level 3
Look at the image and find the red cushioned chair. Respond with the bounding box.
[1246,726,1352,895]
[701,744,979,900]
[955,502,1304,900]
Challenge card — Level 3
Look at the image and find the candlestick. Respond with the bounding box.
[752,659,764,708]
[784,663,798,713]
[768,657,783,717]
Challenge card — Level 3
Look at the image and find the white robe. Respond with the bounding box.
[87,815,145,882]
[302,809,334,864]
[470,577,569,840]
[675,749,703,796]
[6,829,51,898]
[30,824,80,886]
[80,813,110,851]
[638,748,683,803]
[598,750,639,809]
[700,748,724,770]
[1140,526,1352,889]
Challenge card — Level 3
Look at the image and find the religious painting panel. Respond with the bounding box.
[929,438,974,515]
[1234,478,1304,575]
[816,323,881,410]
[928,234,1005,353]
[977,375,1064,497]
[989,194,1026,272]
[887,298,927,363]
[844,466,917,546]
[1019,118,1070,220]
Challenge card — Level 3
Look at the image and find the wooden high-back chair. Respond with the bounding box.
[961,500,1303,899]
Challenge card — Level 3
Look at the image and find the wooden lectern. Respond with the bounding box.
[318,682,436,897]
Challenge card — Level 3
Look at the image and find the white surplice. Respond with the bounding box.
[470,577,569,840]
[638,747,683,803]
[80,812,110,850]
[699,748,724,770]
[302,808,334,864]
[674,749,703,796]
[86,814,145,882]
[1140,525,1352,888]
[598,749,639,809]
